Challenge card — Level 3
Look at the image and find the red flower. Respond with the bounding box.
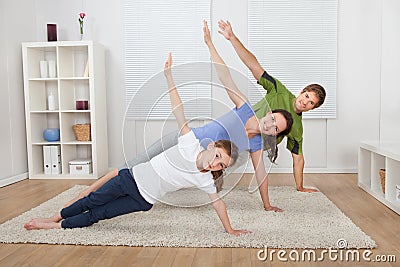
[79,13,86,35]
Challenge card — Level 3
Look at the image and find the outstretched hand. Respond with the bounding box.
[164,52,172,77]
[264,205,283,212]
[203,20,212,46]
[229,229,251,236]
[218,20,233,40]
[297,187,319,193]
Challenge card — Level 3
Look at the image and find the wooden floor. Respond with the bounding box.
[0,173,399,267]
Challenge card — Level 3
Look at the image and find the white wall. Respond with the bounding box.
[0,0,36,186]
[32,0,126,173]
[326,0,382,172]
[1,0,399,186]
[380,0,400,141]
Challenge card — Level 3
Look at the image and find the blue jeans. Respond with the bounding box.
[61,169,153,228]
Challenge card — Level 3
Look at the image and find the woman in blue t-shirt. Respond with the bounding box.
[65,21,293,212]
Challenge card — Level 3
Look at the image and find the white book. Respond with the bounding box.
[50,146,61,174]
[43,146,52,174]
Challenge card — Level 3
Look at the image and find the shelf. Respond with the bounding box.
[31,141,91,145]
[59,79,90,110]
[360,142,400,161]
[32,142,61,145]
[61,110,91,113]
[24,46,56,78]
[59,77,90,80]
[58,45,89,78]
[28,78,90,81]
[63,141,92,145]
[62,144,92,175]
[29,78,58,81]
[30,111,59,114]
[30,113,60,143]
[23,41,108,179]
[61,112,91,142]
[28,80,58,111]
[30,110,91,113]
[29,173,96,180]
[358,142,400,215]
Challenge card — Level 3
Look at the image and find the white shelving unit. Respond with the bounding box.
[22,41,108,179]
[358,142,400,215]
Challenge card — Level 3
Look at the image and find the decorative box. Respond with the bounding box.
[69,159,92,175]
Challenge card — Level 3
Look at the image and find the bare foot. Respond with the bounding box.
[29,214,62,224]
[24,220,61,230]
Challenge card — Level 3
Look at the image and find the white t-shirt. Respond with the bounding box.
[132,131,217,204]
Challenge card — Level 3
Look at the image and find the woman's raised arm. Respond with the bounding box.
[203,20,247,109]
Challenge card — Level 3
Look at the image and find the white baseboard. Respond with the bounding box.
[0,172,28,188]
[268,168,358,173]
[0,168,357,188]
[234,166,357,174]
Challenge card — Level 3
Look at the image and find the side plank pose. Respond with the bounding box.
[24,53,250,236]
[64,21,294,212]
[217,20,326,193]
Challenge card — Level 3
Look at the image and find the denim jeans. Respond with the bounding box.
[61,169,153,228]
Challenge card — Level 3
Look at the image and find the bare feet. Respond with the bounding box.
[28,215,61,224]
[24,220,61,230]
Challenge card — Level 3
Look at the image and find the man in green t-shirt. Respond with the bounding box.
[218,20,326,193]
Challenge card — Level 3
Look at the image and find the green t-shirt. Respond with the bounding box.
[252,71,303,155]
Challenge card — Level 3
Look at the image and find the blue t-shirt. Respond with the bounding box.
[192,102,262,153]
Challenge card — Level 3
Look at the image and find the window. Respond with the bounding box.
[248,0,337,118]
[124,0,212,119]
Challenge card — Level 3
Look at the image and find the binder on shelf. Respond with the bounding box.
[43,145,61,174]
[50,145,61,174]
[43,146,52,174]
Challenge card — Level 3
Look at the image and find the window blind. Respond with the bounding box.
[124,0,212,119]
[248,0,337,118]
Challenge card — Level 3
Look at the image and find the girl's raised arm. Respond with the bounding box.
[164,53,191,135]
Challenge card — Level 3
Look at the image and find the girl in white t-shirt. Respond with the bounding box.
[24,54,249,237]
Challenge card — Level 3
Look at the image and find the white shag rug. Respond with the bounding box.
[0,185,376,248]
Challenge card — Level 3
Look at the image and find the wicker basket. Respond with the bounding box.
[73,124,91,141]
[379,169,386,194]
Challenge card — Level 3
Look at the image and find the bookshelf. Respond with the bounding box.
[22,41,108,179]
